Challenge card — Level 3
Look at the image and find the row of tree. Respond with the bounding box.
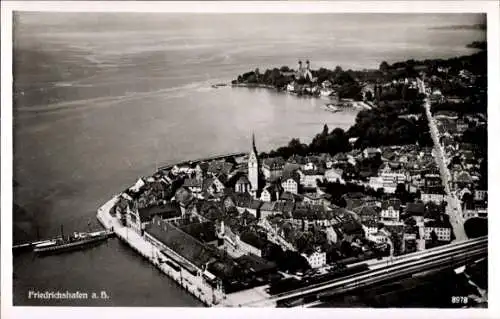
[261,124,352,159]
[347,102,433,149]
[378,51,487,78]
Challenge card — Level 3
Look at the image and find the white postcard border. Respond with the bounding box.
[1,1,499,319]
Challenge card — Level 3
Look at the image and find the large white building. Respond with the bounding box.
[324,168,345,183]
[424,226,451,241]
[463,208,487,220]
[298,170,323,189]
[281,171,300,194]
[368,232,390,245]
[362,222,379,237]
[421,192,446,203]
[380,171,407,187]
[301,250,327,269]
[262,158,285,181]
[474,190,487,201]
[380,199,401,222]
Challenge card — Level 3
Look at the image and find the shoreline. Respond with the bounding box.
[96,185,276,307]
[96,150,280,307]
[230,82,372,110]
[231,83,277,90]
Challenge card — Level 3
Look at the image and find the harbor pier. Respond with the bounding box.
[97,197,223,306]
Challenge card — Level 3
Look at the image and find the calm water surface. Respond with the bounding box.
[12,13,485,306]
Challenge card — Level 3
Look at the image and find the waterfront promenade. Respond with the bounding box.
[97,195,277,307]
[97,197,223,306]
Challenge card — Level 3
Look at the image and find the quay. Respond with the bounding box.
[97,196,278,307]
[97,196,222,306]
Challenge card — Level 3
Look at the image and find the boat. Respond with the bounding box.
[320,88,334,97]
[34,226,113,255]
[211,83,227,88]
[323,103,341,113]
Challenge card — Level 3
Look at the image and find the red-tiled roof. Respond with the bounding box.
[239,230,269,250]
[183,178,202,188]
[236,254,277,273]
[138,202,182,222]
[236,175,250,185]
[406,202,425,215]
[260,202,275,212]
[381,198,401,210]
[208,161,234,175]
[145,219,217,269]
[301,169,323,176]
[353,205,380,218]
[196,162,209,172]
[263,157,286,169]
[179,222,218,243]
[281,170,300,183]
[175,187,194,207]
[249,200,263,210]
[455,171,473,184]
[234,193,252,208]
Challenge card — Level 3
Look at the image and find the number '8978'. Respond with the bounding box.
[451,296,468,304]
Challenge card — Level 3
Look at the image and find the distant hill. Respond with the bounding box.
[430,24,486,30]
[466,41,487,51]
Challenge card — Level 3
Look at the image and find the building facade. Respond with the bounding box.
[301,251,327,269]
[262,158,285,181]
[421,192,446,203]
[424,226,451,241]
[281,173,299,194]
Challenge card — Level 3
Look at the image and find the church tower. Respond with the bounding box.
[248,133,259,197]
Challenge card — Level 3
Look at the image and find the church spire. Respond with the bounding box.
[252,132,257,154]
[248,132,259,198]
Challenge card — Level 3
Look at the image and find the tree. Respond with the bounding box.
[379,61,390,73]
[401,85,408,101]
[425,201,442,219]
[340,240,353,257]
[462,192,474,206]
[430,230,438,243]
[464,218,488,238]
[405,217,417,227]
[322,124,329,136]
[415,189,422,200]
[365,90,373,102]
[479,158,487,189]
[395,183,408,201]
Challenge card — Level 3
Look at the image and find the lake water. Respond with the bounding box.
[12,12,485,306]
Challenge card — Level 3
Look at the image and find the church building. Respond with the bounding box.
[248,134,260,198]
[295,60,314,82]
